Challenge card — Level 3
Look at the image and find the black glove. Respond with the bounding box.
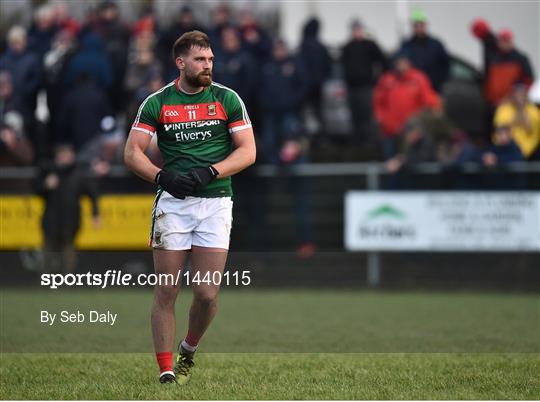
[188,166,219,191]
[155,169,197,199]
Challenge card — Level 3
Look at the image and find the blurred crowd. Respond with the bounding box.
[1,1,539,264]
[0,2,538,170]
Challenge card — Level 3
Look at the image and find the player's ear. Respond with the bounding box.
[175,56,184,71]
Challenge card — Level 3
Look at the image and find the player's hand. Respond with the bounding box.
[188,166,219,191]
[155,170,197,199]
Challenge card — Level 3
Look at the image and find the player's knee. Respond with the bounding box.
[194,291,218,309]
[154,284,179,305]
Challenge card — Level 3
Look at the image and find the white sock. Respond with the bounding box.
[181,339,197,353]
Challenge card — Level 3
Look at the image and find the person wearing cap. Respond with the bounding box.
[398,9,450,92]
[494,82,540,160]
[341,19,388,143]
[482,27,534,108]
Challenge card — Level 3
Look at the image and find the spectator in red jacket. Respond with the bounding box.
[373,53,440,157]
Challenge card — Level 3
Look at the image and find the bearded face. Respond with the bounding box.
[178,46,214,89]
[184,67,212,88]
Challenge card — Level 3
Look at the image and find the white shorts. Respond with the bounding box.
[150,191,233,250]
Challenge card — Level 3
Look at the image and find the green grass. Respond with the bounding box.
[2,289,539,353]
[1,353,538,399]
[1,289,539,399]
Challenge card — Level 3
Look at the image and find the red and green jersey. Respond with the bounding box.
[131,79,251,197]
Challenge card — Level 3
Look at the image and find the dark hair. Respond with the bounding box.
[172,30,211,60]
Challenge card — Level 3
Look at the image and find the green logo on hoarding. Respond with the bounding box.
[366,204,406,220]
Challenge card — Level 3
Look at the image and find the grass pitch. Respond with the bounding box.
[1,289,539,399]
[1,353,539,400]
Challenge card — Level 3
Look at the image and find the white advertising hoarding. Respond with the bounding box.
[345,192,540,251]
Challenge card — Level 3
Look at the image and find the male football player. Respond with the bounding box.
[124,30,256,384]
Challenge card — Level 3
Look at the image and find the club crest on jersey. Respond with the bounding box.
[208,104,217,116]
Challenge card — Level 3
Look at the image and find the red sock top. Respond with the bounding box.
[156,352,173,374]
[185,330,202,348]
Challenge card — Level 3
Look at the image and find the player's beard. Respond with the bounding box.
[185,69,212,88]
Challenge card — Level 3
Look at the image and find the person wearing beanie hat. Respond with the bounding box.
[497,28,513,43]
[496,28,517,56]
[410,8,428,23]
[397,8,450,92]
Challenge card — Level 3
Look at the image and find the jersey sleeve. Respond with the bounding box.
[223,90,252,134]
[131,95,160,136]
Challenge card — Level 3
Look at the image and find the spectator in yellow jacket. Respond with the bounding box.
[494,82,540,159]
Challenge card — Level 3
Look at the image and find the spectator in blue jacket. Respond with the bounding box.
[28,4,58,59]
[399,9,450,92]
[259,39,315,256]
[238,8,272,62]
[208,4,234,61]
[259,39,307,164]
[57,72,112,150]
[480,125,525,189]
[157,5,205,81]
[481,125,524,166]
[0,72,34,166]
[92,0,130,113]
[64,33,113,90]
[237,8,273,129]
[0,71,23,119]
[213,26,257,107]
[0,26,42,123]
[298,18,332,135]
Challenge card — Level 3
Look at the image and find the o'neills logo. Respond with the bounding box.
[208,104,216,115]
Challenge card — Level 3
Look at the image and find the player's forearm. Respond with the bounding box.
[124,145,161,183]
[213,145,256,178]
